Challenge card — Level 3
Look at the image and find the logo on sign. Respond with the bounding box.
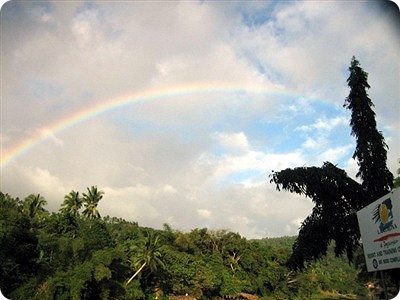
[373,198,394,234]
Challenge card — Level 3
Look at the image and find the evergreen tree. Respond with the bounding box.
[344,56,393,200]
[270,57,394,269]
[271,162,366,269]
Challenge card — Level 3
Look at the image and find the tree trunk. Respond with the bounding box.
[126,262,146,285]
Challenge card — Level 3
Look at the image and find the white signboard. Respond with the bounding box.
[357,188,400,272]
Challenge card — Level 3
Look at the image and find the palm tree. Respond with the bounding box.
[126,230,164,285]
[23,193,47,219]
[82,186,104,219]
[60,190,82,217]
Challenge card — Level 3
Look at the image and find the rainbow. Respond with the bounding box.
[1,82,299,169]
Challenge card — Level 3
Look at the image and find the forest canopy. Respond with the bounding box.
[0,189,375,299]
[2,58,399,299]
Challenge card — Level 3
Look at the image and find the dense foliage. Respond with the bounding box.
[0,189,372,299]
[270,57,394,270]
[344,57,394,200]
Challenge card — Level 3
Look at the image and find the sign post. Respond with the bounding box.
[357,188,400,272]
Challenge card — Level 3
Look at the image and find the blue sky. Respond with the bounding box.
[1,0,399,238]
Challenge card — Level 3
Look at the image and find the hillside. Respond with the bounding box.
[2,190,398,299]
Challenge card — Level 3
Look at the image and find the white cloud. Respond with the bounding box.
[104,184,152,200]
[293,115,352,165]
[2,166,68,211]
[197,148,305,185]
[38,127,64,147]
[30,5,55,24]
[162,184,178,194]
[100,185,160,221]
[296,116,347,133]
[234,1,399,107]
[213,131,250,155]
[1,1,398,239]
[197,209,212,219]
[28,168,65,195]
[71,9,97,47]
[302,137,321,150]
[319,144,353,164]
[344,158,362,182]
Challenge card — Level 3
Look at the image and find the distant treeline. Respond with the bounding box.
[0,188,388,299]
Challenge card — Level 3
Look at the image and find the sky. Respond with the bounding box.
[1,0,399,239]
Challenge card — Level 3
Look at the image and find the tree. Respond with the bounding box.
[270,57,394,269]
[23,194,47,221]
[1,189,376,298]
[126,230,164,285]
[271,163,367,269]
[160,247,214,298]
[0,193,38,298]
[344,56,393,200]
[82,186,104,219]
[60,190,82,217]
[34,248,129,300]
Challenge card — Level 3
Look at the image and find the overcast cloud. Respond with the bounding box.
[1,0,399,238]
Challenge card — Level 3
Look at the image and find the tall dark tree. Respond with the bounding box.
[270,57,393,269]
[344,56,393,200]
[271,162,367,269]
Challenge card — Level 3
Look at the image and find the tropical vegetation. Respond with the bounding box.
[0,188,390,299]
[2,57,399,299]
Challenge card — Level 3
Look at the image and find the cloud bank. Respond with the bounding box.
[1,1,399,238]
